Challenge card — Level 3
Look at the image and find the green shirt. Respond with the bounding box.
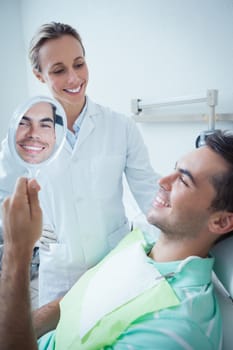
[38,230,221,349]
[105,256,221,349]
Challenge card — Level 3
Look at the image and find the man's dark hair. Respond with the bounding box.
[204,130,233,212]
[50,104,63,126]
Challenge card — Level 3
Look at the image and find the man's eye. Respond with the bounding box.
[41,123,52,128]
[179,176,189,187]
[19,121,29,127]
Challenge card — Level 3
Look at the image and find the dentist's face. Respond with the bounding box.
[34,35,89,114]
[147,146,228,240]
[16,102,56,164]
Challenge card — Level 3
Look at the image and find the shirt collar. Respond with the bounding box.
[72,97,88,133]
[148,254,214,287]
[66,98,88,148]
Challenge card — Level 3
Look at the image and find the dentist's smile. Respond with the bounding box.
[63,84,83,94]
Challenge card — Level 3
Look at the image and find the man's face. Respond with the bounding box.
[147,146,229,239]
[15,102,56,164]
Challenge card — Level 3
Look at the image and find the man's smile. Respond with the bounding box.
[17,141,47,154]
[152,190,170,208]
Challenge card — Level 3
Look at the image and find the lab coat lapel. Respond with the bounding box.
[75,98,98,149]
[76,115,95,149]
[63,118,94,154]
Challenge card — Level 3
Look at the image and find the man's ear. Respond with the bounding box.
[33,69,45,83]
[209,211,233,235]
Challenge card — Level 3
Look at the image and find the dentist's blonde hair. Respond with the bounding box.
[29,22,85,72]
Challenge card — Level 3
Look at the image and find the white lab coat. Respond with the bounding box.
[0,97,158,306]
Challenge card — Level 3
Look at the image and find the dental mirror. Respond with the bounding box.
[8,96,67,178]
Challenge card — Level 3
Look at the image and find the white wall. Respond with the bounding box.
[0,0,28,142]
[2,0,233,175]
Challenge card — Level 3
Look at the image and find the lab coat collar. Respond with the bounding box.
[85,96,103,117]
[74,97,97,150]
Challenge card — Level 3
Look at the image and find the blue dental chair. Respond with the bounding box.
[211,234,233,350]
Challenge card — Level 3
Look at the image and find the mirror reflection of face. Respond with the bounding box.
[15,102,56,164]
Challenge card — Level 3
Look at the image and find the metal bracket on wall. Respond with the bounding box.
[131,89,233,125]
[132,113,233,123]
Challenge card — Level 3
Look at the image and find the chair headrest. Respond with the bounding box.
[211,234,233,298]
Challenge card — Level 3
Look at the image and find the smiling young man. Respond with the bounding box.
[1,130,233,350]
[15,101,56,164]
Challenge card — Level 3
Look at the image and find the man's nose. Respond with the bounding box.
[26,125,40,139]
[158,172,178,191]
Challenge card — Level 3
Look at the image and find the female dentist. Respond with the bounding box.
[0,22,159,306]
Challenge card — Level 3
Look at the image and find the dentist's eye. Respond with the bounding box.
[74,62,84,69]
[53,69,65,74]
[50,65,66,74]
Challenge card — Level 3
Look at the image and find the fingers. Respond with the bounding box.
[1,177,42,255]
[27,179,42,220]
[2,196,10,218]
[14,177,28,194]
[2,177,28,214]
[13,177,28,196]
[28,178,41,193]
[2,177,41,218]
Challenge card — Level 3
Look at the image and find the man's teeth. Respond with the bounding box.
[66,86,81,93]
[22,145,43,151]
[156,196,169,207]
